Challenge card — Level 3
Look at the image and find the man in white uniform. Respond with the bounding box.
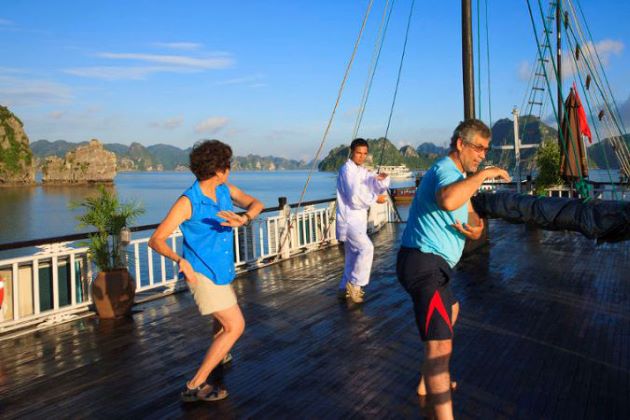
[336,138,390,303]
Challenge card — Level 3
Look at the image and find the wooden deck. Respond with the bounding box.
[1,221,629,419]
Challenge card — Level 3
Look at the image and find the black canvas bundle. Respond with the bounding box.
[472,191,630,243]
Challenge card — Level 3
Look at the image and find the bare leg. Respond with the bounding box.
[418,302,459,395]
[423,339,454,420]
[213,319,223,337]
[188,304,245,388]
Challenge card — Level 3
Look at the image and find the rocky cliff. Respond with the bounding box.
[399,145,419,158]
[0,105,35,185]
[31,140,314,171]
[42,139,116,183]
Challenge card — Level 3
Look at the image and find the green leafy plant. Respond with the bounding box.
[534,140,564,196]
[71,186,144,271]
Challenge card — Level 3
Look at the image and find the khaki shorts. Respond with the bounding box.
[187,272,237,316]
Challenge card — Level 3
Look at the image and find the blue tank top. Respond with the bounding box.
[180,181,235,285]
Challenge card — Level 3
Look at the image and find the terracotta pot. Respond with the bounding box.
[91,269,136,319]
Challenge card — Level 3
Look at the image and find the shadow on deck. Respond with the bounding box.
[1,221,629,419]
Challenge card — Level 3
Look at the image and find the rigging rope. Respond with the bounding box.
[565,0,630,179]
[563,30,619,198]
[370,0,416,224]
[516,0,556,173]
[484,0,492,127]
[352,0,395,140]
[573,0,627,134]
[567,0,630,178]
[527,0,588,195]
[275,0,375,258]
[512,1,552,176]
[377,0,416,169]
[476,0,482,118]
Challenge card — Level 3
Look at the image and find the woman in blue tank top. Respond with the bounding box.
[149,140,263,402]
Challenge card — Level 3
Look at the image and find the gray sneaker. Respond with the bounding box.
[345,282,364,303]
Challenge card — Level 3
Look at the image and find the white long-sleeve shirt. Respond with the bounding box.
[336,160,390,241]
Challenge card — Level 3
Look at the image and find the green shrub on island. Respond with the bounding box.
[0,105,31,173]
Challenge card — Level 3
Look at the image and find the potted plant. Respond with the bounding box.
[72,186,144,319]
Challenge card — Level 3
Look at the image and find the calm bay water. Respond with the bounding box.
[0,171,415,244]
[0,168,619,245]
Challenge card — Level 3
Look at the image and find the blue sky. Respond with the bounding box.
[1,0,629,160]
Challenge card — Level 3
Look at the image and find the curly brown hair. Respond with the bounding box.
[189,139,232,180]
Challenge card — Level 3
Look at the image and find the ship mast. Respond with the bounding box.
[462,0,475,120]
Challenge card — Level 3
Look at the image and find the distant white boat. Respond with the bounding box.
[377,165,413,179]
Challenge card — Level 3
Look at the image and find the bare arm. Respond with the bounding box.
[216,183,264,227]
[148,196,197,281]
[436,167,510,211]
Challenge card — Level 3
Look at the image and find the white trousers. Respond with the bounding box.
[338,225,374,289]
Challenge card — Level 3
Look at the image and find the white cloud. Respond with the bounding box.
[150,116,184,130]
[65,50,235,80]
[153,42,203,51]
[96,52,233,69]
[63,65,201,80]
[517,61,533,81]
[590,39,624,64]
[49,111,65,119]
[0,75,73,106]
[195,116,229,134]
[0,66,24,74]
[561,40,623,78]
[518,39,624,82]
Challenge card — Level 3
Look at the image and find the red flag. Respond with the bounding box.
[573,82,592,143]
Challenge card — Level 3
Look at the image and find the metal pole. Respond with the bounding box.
[462,0,475,120]
[512,107,522,193]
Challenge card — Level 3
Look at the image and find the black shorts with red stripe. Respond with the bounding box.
[396,247,456,342]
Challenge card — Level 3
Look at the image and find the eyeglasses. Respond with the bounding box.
[462,140,490,154]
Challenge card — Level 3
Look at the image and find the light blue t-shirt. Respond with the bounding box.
[401,157,468,268]
[180,181,236,285]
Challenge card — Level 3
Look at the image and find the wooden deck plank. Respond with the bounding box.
[1,220,629,419]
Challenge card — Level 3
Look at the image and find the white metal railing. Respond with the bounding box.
[475,181,630,201]
[0,198,395,334]
[546,184,630,201]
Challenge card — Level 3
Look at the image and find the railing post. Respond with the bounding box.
[367,203,379,234]
[327,200,338,244]
[277,197,291,260]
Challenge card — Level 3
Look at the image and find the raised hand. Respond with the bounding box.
[376,172,389,181]
[482,166,511,182]
[451,217,485,240]
[217,210,247,227]
[376,194,388,204]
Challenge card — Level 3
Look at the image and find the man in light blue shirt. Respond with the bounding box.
[397,119,510,419]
